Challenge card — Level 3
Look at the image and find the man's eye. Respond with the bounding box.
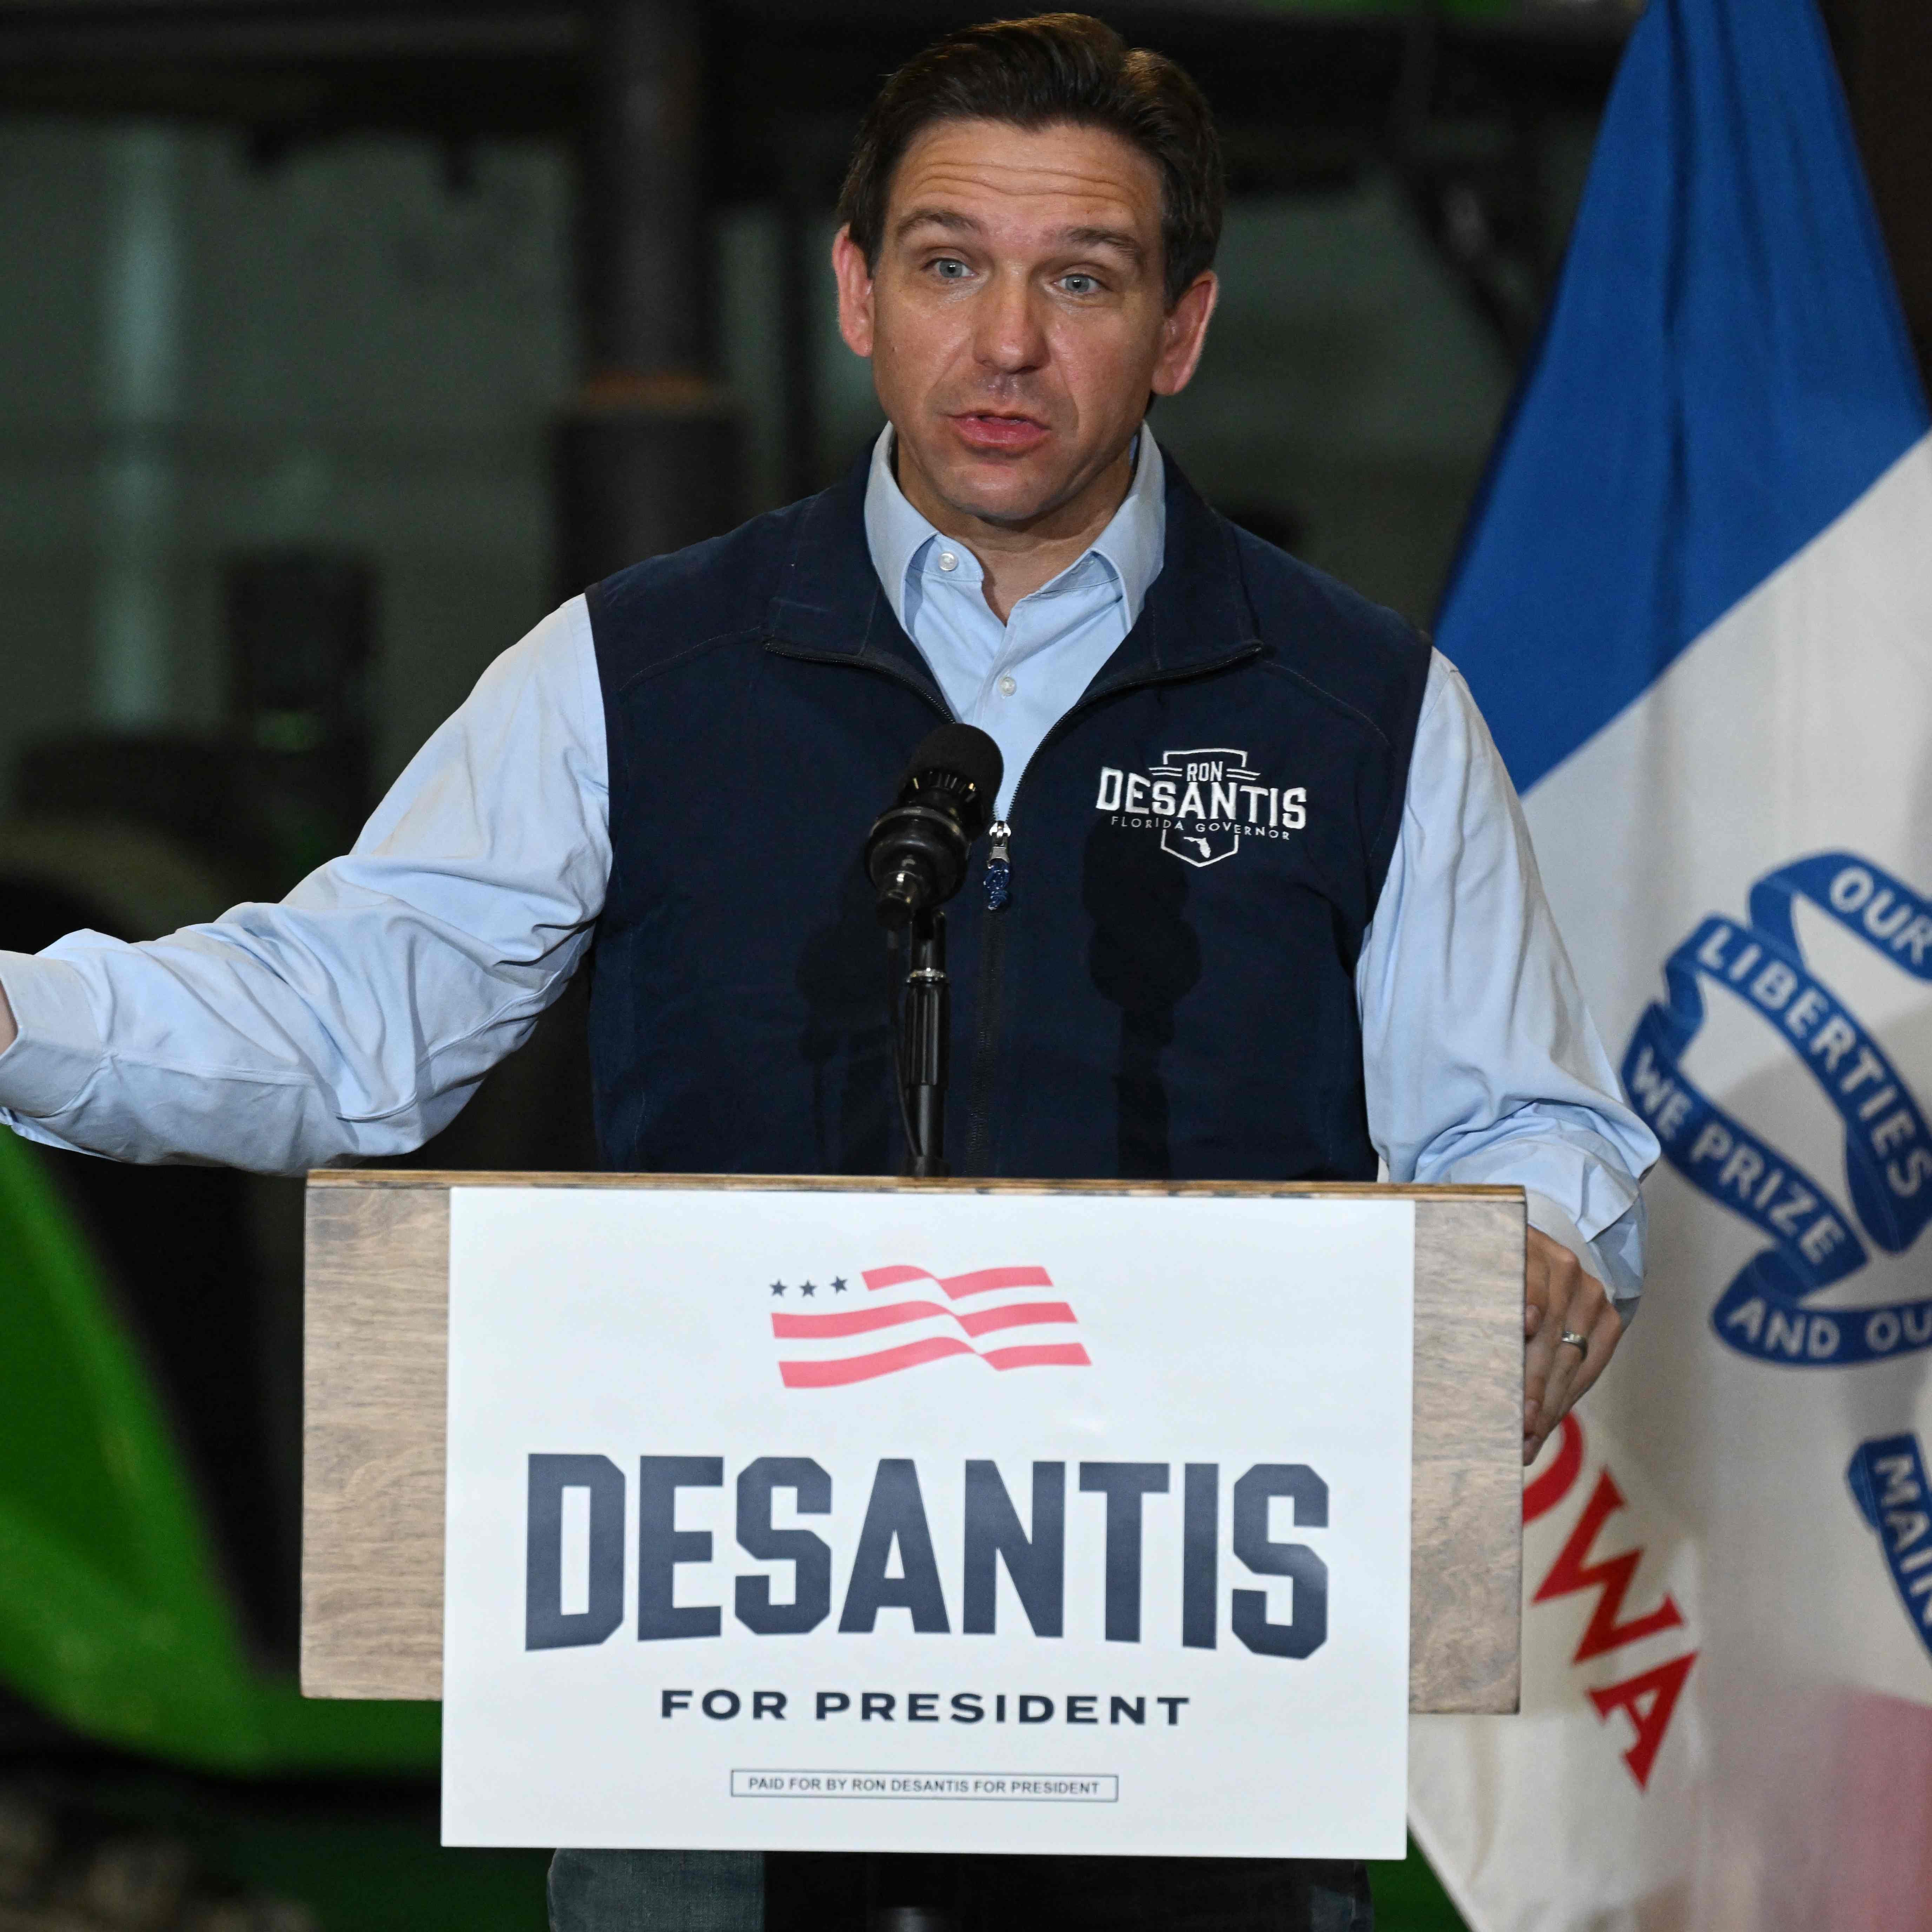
[930,257,971,280]
[1060,273,1102,296]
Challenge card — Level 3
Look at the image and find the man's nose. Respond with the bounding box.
[973,271,1048,373]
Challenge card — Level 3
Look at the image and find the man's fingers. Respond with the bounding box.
[1541,1328,1589,1430]
[1539,1278,1625,1442]
[1538,1262,1597,1420]
[1570,1297,1624,1408]
[1520,1229,1628,1463]
[1524,1250,1551,1342]
[1522,1239,1576,1437]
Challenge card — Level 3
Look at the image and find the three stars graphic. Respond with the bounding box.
[768,1276,851,1297]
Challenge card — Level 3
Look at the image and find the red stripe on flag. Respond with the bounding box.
[981,1342,1092,1371]
[935,1265,1054,1299]
[861,1265,930,1290]
[955,1300,1078,1338]
[772,1301,946,1339]
[859,1263,1055,1299]
[778,1336,972,1387]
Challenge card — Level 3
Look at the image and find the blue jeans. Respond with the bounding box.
[548,1851,1372,1931]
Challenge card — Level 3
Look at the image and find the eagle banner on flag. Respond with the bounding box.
[1406,0,1932,1926]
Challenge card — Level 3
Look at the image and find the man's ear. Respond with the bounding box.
[832,226,876,359]
[1150,270,1219,399]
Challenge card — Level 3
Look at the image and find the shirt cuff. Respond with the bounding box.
[0,954,105,1118]
[1524,1188,1641,1322]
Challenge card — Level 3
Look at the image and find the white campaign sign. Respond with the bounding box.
[441,1187,1414,1855]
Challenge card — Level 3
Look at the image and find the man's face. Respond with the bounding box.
[833,117,1217,534]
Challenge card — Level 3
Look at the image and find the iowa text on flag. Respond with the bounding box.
[771,1264,1092,1388]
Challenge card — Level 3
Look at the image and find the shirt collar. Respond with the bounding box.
[862,423,1167,633]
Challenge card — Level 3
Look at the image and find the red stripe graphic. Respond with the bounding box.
[980,1343,1092,1372]
[779,1337,972,1387]
[771,1301,947,1339]
[957,1300,1077,1338]
[861,1264,1054,1299]
[774,1298,1077,1343]
[775,1264,1089,1388]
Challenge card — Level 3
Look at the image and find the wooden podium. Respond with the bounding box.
[301,1173,1523,1715]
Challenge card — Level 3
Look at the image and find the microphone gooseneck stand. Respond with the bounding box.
[899,907,949,1178]
[865,722,1003,1186]
[863,723,1004,1926]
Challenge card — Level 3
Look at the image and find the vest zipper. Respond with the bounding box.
[982,821,1012,912]
[960,822,1012,1175]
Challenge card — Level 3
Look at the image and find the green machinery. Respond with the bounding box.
[0,1127,435,1774]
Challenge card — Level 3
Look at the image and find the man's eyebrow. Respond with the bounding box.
[893,207,982,242]
[1061,225,1144,262]
[889,211,1146,265]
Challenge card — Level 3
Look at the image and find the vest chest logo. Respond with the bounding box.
[1093,748,1306,869]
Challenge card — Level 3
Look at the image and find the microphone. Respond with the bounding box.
[864,723,1004,929]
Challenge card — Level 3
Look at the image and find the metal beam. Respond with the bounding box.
[1825,0,1932,385]
[555,0,741,590]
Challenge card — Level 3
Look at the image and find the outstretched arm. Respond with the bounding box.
[0,598,608,1174]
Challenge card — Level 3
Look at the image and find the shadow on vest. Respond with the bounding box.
[795,860,894,1175]
[1084,822,1202,1180]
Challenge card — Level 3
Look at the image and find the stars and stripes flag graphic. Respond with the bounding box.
[769,1264,1092,1388]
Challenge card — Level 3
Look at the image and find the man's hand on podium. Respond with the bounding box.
[1521,1227,1622,1465]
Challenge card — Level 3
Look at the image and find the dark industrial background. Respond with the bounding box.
[0,2,1925,1927]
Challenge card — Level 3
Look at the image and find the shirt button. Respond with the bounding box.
[998,675,1017,697]
[937,550,958,573]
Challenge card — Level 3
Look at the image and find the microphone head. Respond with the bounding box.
[865,723,1005,928]
[897,723,1003,841]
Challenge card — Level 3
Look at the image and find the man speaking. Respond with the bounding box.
[0,16,1654,1932]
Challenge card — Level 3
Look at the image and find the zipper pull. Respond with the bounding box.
[983,820,1012,912]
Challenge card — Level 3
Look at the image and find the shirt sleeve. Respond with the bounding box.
[0,596,609,1174]
[1357,650,1660,1312]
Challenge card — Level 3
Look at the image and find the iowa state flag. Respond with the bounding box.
[1407,0,1932,1926]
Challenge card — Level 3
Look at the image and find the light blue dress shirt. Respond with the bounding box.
[0,427,1656,1304]
[864,429,1166,821]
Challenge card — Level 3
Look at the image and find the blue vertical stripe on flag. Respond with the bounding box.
[1436,0,1928,793]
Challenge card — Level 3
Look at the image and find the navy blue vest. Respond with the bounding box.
[584,453,1429,1182]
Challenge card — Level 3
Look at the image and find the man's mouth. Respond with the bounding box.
[948,411,1050,454]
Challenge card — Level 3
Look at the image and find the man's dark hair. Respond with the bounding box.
[836,13,1224,309]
